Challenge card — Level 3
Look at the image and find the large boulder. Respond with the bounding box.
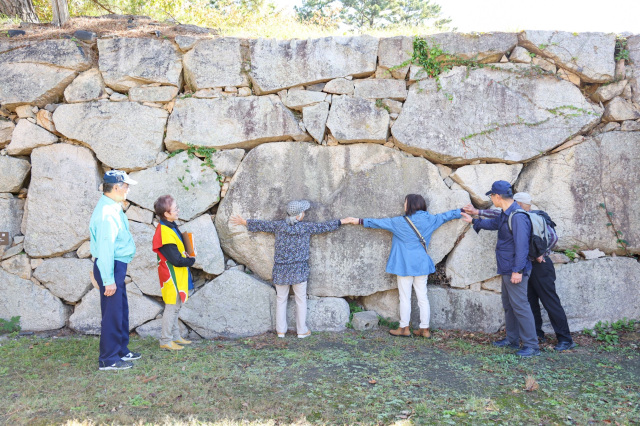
[602,97,640,122]
[164,97,306,152]
[445,227,499,289]
[518,31,616,83]
[249,36,378,94]
[179,214,225,275]
[183,38,249,91]
[378,36,413,79]
[6,119,58,156]
[69,287,163,334]
[392,65,602,164]
[208,149,245,178]
[0,39,91,71]
[0,155,30,193]
[516,131,640,254]
[23,144,102,258]
[53,102,168,171]
[303,102,330,143]
[554,257,640,331]
[127,151,221,221]
[179,270,276,338]
[450,163,522,208]
[97,38,183,92]
[285,296,349,332]
[215,142,470,297]
[326,95,389,143]
[33,258,93,303]
[64,68,106,103]
[0,196,24,242]
[361,285,504,332]
[0,269,69,331]
[126,221,160,297]
[135,318,188,339]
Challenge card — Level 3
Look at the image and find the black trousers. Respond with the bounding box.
[528,256,572,343]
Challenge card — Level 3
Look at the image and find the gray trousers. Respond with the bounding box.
[501,273,538,349]
[160,297,182,345]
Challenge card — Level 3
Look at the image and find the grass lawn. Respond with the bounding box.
[0,326,638,425]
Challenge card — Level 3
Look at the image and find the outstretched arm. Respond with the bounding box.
[230,214,279,233]
[230,214,247,226]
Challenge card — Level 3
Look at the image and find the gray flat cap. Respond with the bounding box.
[287,200,311,216]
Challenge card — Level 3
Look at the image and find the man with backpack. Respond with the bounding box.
[465,192,574,352]
[460,181,540,357]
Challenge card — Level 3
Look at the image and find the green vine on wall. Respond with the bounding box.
[168,143,223,191]
[599,202,630,256]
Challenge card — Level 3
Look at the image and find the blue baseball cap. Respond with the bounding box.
[103,170,137,185]
[485,180,512,196]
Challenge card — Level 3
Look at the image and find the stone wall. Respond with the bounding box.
[1,29,639,338]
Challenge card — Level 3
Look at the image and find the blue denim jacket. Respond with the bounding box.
[473,201,532,275]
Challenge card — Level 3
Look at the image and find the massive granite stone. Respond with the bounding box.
[445,227,499,289]
[326,95,389,143]
[33,258,93,303]
[183,38,249,90]
[215,142,470,297]
[281,88,328,111]
[64,68,106,103]
[53,102,168,171]
[554,257,640,331]
[285,297,349,332]
[393,65,602,164]
[378,36,413,79]
[0,196,24,241]
[128,85,178,103]
[0,269,69,331]
[7,119,58,156]
[427,32,518,63]
[164,96,306,151]
[179,270,276,338]
[249,36,378,94]
[518,31,616,83]
[179,214,225,275]
[450,163,522,208]
[0,155,30,193]
[353,79,407,100]
[303,102,330,143]
[127,221,161,297]
[23,144,101,257]
[516,131,640,254]
[208,149,245,178]
[128,151,221,221]
[0,39,91,71]
[136,318,188,339]
[0,63,76,110]
[98,38,183,92]
[69,287,163,334]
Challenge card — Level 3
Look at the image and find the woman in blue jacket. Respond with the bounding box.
[352,194,470,338]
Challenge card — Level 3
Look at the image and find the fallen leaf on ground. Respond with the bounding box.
[368,379,377,385]
[525,375,539,392]
[142,375,157,383]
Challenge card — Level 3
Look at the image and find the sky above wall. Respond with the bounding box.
[277,0,640,33]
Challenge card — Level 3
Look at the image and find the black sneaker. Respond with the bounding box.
[99,360,133,371]
[492,338,519,349]
[121,352,141,361]
[554,341,576,352]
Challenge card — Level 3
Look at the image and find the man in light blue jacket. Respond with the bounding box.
[352,194,469,338]
[90,170,139,371]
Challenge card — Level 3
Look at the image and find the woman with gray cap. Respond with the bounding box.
[230,201,353,338]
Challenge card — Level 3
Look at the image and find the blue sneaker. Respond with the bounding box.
[554,341,576,352]
[493,338,519,349]
[516,347,541,358]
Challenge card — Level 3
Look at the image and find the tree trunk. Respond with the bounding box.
[0,0,39,22]
[51,0,69,26]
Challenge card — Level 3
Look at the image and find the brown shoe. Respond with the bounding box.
[389,326,411,337]
[414,328,431,338]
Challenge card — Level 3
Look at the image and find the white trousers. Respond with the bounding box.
[275,282,309,335]
[397,275,430,328]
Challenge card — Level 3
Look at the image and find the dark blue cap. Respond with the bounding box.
[485,180,512,196]
[103,170,137,185]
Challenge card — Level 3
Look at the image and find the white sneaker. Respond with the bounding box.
[297,330,311,339]
[277,333,285,338]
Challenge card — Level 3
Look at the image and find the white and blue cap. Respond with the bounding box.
[513,192,532,205]
[103,170,137,185]
[286,200,311,217]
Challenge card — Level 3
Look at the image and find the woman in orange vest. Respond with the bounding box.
[152,195,195,350]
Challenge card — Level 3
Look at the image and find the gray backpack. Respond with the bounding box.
[507,209,551,259]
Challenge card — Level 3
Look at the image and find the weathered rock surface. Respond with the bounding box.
[281,88,328,111]
[430,32,518,63]
[215,142,470,297]
[509,46,532,63]
[518,31,616,83]
[179,214,225,275]
[590,79,627,103]
[64,68,105,103]
[393,66,602,164]
[450,163,522,208]
[135,318,188,339]
[445,227,499,288]
[0,155,30,193]
[165,97,305,151]
[0,196,24,241]
[128,151,221,221]
[0,63,77,109]
[33,258,93,303]
[516,131,640,254]
[125,205,153,224]
[602,97,640,122]
[7,119,58,155]
[0,39,91,71]
[1,253,31,279]
[208,149,245,178]
[53,102,168,171]
[351,310,379,331]
[326,96,389,143]
[554,257,640,331]
[69,287,163,334]
[303,101,330,143]
[323,78,354,95]
[285,296,349,332]
[249,36,378,94]
[378,36,413,79]
[98,38,183,92]
[127,221,161,297]
[183,38,249,90]
[24,144,101,257]
[0,119,15,147]
[353,79,407,100]
[128,85,178,103]
[179,270,276,338]
[0,268,68,331]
